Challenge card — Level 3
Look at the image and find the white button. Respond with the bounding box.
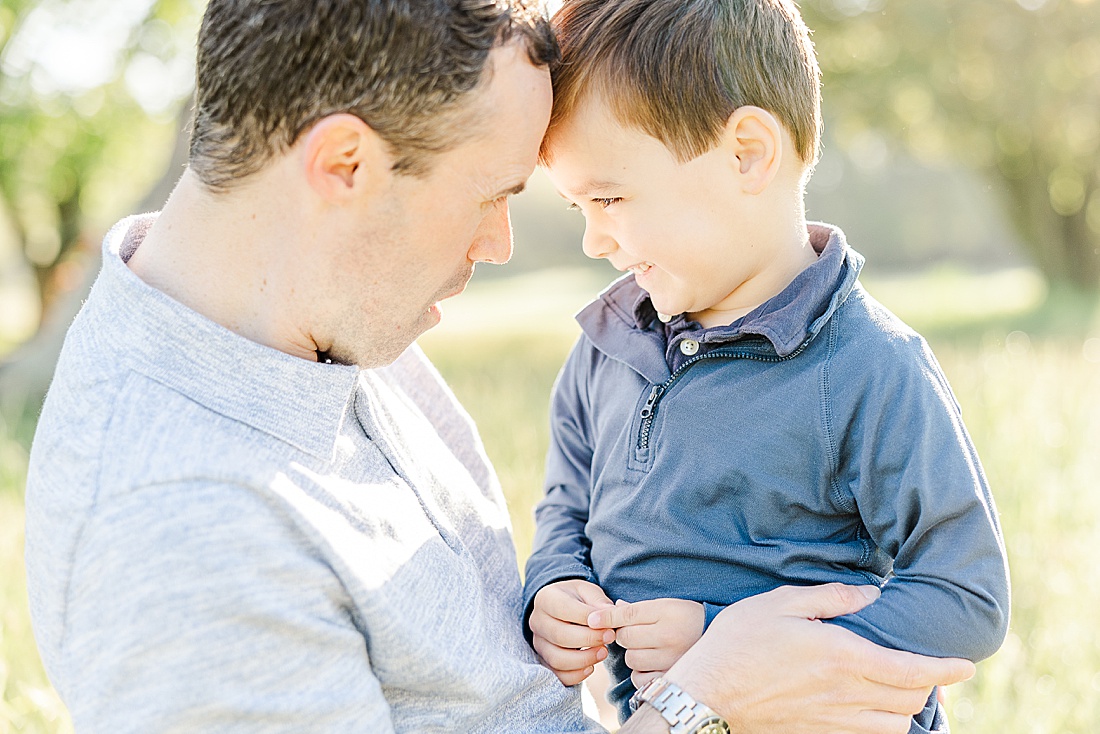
[680,339,699,356]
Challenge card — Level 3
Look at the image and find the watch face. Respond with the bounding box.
[696,719,731,734]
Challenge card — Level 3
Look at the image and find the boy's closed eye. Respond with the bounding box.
[566,197,622,211]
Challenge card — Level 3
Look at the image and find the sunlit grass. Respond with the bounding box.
[0,454,71,734]
[931,340,1100,733]
[2,265,1098,732]
[863,266,1048,334]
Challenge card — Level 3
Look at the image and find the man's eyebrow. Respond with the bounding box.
[493,182,528,199]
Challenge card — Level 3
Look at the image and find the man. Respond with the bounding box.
[24,1,973,732]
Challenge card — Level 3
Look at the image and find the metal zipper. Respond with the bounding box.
[635,339,812,452]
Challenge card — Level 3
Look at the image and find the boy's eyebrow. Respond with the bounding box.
[568,178,624,198]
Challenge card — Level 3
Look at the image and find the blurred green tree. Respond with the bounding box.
[802,0,1100,294]
[0,0,199,414]
[1,0,199,296]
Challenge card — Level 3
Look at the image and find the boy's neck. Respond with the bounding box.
[688,204,817,329]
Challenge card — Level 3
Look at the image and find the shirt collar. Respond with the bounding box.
[89,214,361,462]
[625,222,864,357]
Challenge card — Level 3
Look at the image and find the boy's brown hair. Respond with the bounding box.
[542,0,821,168]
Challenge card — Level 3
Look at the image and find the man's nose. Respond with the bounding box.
[469,198,513,265]
[581,218,616,260]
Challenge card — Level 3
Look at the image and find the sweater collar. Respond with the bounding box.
[577,223,864,381]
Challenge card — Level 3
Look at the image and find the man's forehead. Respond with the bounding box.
[455,43,551,196]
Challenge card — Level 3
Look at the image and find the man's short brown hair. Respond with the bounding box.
[190,0,557,191]
[542,0,821,167]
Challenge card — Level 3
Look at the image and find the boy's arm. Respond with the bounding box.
[826,338,1010,662]
[522,340,602,632]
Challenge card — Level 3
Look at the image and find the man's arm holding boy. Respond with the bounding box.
[616,584,977,734]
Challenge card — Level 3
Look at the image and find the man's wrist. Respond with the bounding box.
[628,677,730,734]
[619,704,674,733]
[618,672,735,734]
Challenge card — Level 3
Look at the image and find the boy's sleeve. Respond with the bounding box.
[522,338,602,638]
[826,336,1010,662]
[60,480,395,733]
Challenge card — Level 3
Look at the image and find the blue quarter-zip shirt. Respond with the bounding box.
[523,223,1010,731]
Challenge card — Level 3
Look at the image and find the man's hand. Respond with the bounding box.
[530,580,616,686]
[588,598,704,689]
[620,584,976,734]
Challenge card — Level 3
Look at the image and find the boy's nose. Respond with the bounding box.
[581,220,616,260]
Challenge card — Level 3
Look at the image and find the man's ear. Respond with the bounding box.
[721,106,784,195]
[299,113,393,201]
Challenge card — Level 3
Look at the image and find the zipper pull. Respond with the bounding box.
[640,385,664,419]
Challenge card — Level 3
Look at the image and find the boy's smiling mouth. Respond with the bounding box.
[625,262,654,275]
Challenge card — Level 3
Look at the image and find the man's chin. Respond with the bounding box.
[327,335,419,370]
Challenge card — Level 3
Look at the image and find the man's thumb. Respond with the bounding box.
[777,583,881,621]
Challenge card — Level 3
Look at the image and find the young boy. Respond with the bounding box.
[522,1,1010,731]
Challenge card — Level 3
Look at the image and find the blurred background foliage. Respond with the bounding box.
[1,0,1099,404]
[1,0,1099,732]
[0,0,198,414]
[801,0,1100,292]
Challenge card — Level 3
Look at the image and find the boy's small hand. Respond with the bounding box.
[588,597,705,689]
[530,579,616,686]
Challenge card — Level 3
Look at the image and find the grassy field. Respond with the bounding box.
[1,265,1099,732]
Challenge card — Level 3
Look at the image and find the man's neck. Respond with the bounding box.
[126,169,321,361]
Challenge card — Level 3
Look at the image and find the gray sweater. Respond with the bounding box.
[25,215,601,733]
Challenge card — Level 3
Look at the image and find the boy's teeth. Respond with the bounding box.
[632,263,652,274]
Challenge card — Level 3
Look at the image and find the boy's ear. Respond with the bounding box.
[721,106,784,195]
[299,113,394,201]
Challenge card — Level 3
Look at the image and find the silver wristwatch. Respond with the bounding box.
[629,677,731,734]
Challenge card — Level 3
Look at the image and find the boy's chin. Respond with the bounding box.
[646,295,682,321]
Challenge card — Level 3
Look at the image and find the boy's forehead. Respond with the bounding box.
[545,97,676,186]
[544,146,674,206]
[547,97,637,162]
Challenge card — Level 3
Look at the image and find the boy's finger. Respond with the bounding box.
[537,587,603,626]
[623,646,678,673]
[614,621,659,649]
[590,597,678,629]
[556,666,596,687]
[533,636,608,672]
[532,610,615,648]
[631,669,663,690]
[588,600,647,629]
[574,583,616,610]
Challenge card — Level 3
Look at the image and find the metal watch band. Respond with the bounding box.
[629,677,731,734]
